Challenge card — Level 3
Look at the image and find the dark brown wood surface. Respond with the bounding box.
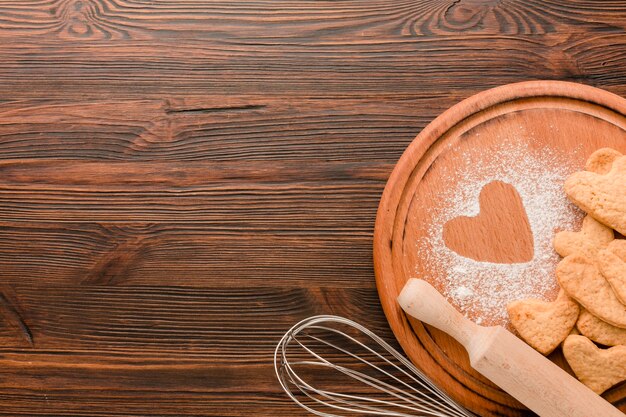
[1,1,626,416]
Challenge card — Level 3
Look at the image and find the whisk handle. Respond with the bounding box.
[398,279,482,348]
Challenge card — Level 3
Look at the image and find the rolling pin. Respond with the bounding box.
[398,278,623,417]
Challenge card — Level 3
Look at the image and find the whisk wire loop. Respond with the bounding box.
[274,315,474,417]
[295,331,459,416]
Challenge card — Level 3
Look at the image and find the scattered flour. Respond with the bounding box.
[451,286,474,301]
[415,139,583,326]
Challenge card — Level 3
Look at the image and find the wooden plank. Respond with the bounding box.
[0,284,396,417]
[0,0,625,41]
[0,98,430,160]
[0,285,392,354]
[0,34,624,100]
[0,391,313,417]
[0,160,392,184]
[0,222,376,286]
[0,160,387,224]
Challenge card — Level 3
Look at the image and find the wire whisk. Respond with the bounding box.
[274,315,474,417]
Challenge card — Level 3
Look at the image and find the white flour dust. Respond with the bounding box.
[415,140,583,326]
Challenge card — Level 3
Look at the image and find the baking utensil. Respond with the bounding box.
[398,278,623,417]
[274,315,474,417]
[374,80,626,415]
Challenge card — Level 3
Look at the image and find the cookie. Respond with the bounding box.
[598,240,626,305]
[607,238,626,259]
[556,254,626,329]
[585,148,622,175]
[569,326,581,336]
[577,309,626,347]
[553,215,613,258]
[562,335,626,394]
[564,155,626,235]
[507,289,579,355]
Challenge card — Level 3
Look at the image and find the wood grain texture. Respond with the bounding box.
[0,1,625,416]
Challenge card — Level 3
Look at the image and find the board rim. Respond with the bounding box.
[373,80,626,416]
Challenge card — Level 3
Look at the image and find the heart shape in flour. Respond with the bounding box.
[443,180,534,263]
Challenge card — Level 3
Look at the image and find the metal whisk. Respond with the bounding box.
[274,315,474,417]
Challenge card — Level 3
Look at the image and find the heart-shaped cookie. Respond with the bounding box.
[565,155,626,235]
[598,240,626,305]
[563,335,626,394]
[585,147,622,175]
[507,289,579,355]
[577,309,626,347]
[443,180,534,263]
[557,254,626,329]
[553,215,614,259]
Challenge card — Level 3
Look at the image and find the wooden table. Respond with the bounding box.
[0,2,625,416]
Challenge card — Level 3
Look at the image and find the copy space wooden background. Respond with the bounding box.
[1,1,626,416]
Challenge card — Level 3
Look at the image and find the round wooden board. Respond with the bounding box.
[373,81,626,416]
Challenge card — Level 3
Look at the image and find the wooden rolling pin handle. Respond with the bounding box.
[397,279,624,417]
[397,278,483,348]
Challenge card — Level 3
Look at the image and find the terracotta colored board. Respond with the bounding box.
[374,81,626,416]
